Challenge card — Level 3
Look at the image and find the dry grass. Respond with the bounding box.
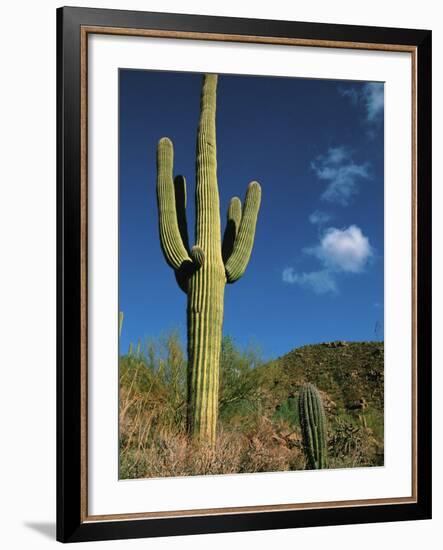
[119,333,383,479]
[119,376,305,479]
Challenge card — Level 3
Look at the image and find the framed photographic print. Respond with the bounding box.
[57,6,432,543]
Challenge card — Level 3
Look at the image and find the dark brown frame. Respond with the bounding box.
[57,6,432,542]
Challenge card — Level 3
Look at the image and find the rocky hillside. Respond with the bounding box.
[256,341,384,415]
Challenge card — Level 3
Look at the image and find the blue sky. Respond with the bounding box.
[119,70,384,360]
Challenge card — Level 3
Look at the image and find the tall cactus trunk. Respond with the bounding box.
[187,272,225,442]
[155,74,261,447]
[187,75,225,443]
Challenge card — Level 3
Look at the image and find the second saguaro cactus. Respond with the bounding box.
[298,383,328,469]
[156,74,261,446]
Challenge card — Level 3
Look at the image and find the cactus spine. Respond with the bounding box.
[156,74,261,446]
[298,383,328,469]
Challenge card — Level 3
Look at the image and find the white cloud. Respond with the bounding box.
[309,210,331,226]
[283,225,373,294]
[282,268,337,295]
[339,82,384,123]
[325,146,348,164]
[311,147,370,206]
[362,83,384,122]
[307,225,373,273]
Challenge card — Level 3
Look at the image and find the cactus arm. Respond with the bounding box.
[172,174,193,294]
[222,196,242,263]
[156,137,192,270]
[190,245,205,267]
[224,181,261,283]
[174,270,189,294]
[174,175,190,253]
[174,245,205,294]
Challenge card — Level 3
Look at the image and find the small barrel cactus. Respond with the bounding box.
[298,383,328,469]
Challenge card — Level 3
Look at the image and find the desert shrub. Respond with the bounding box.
[273,395,299,427]
[119,331,384,478]
[218,336,264,424]
[120,425,305,479]
[359,408,384,443]
[328,416,381,468]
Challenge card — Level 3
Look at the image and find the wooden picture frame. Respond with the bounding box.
[57,6,432,543]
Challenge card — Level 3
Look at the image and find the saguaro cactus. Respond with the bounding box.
[298,383,328,469]
[156,74,261,446]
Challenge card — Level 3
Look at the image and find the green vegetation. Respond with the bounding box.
[119,332,384,479]
[155,74,261,446]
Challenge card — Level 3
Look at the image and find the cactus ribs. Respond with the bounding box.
[156,74,261,446]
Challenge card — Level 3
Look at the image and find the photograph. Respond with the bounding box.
[118,69,385,480]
